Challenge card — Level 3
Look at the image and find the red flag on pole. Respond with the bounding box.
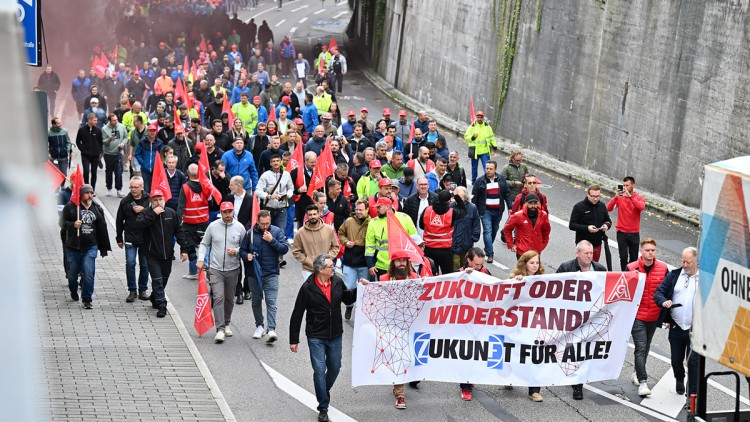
[222,93,235,122]
[45,161,67,190]
[288,138,305,200]
[408,120,415,143]
[182,78,192,110]
[150,153,172,202]
[469,98,476,124]
[328,36,338,52]
[69,165,84,206]
[173,105,183,130]
[134,64,140,77]
[266,103,276,124]
[199,37,207,52]
[174,77,184,102]
[307,138,336,198]
[190,60,198,82]
[194,269,214,337]
[387,210,431,277]
[194,142,223,204]
[183,55,190,78]
[250,193,260,230]
[92,55,107,78]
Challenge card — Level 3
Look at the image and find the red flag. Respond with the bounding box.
[408,120,415,143]
[191,60,198,82]
[199,37,207,52]
[267,103,276,124]
[288,138,305,200]
[194,269,214,336]
[183,55,190,78]
[250,193,260,230]
[307,138,336,198]
[45,161,67,190]
[134,64,140,76]
[386,211,431,277]
[109,45,119,61]
[182,78,192,110]
[150,153,172,202]
[92,55,107,78]
[328,36,338,52]
[195,143,223,204]
[69,165,83,206]
[174,77,184,101]
[222,94,235,122]
[469,98,476,124]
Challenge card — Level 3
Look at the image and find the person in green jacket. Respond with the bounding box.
[501,150,529,199]
[365,197,417,278]
[231,92,259,134]
[381,151,407,179]
[356,160,384,200]
[463,110,497,182]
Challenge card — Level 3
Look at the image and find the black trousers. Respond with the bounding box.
[616,231,640,271]
[237,261,250,295]
[104,153,123,190]
[146,256,172,311]
[668,325,699,394]
[424,247,454,275]
[334,73,344,93]
[81,154,99,190]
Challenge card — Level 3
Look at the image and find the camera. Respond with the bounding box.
[617,184,623,192]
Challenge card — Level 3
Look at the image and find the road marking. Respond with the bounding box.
[260,361,356,422]
[249,5,278,20]
[293,4,309,12]
[95,198,237,421]
[314,8,326,14]
[298,17,308,23]
[583,384,678,421]
[275,19,286,27]
[490,261,510,271]
[627,342,750,406]
[289,26,298,33]
[547,214,619,250]
[640,368,685,418]
[333,10,348,18]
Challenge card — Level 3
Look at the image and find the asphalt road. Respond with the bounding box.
[53,4,750,422]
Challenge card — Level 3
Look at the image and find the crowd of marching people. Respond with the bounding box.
[46,1,701,421]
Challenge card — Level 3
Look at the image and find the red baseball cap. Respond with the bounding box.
[360,107,368,113]
[220,202,234,211]
[369,160,382,169]
[382,108,391,115]
[281,96,291,103]
[378,178,392,187]
[253,96,261,101]
[476,110,485,117]
[376,197,393,207]
[151,189,165,197]
[347,110,356,117]
[398,110,407,116]
[391,249,410,260]
[147,122,158,131]
[294,118,304,125]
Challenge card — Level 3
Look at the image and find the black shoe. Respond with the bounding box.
[151,301,159,309]
[345,307,352,320]
[138,292,149,301]
[487,255,494,263]
[676,379,685,395]
[572,385,583,400]
[70,291,79,301]
[126,292,137,303]
[83,301,92,309]
[244,291,252,300]
[236,294,244,304]
[409,381,420,388]
[156,308,167,318]
[279,259,287,268]
[317,410,329,422]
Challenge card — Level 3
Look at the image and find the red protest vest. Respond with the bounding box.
[422,207,453,248]
[182,184,209,224]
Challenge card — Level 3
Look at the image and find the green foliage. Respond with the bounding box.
[535,0,542,32]
[373,0,387,68]
[496,0,523,119]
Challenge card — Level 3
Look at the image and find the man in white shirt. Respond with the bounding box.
[654,247,700,397]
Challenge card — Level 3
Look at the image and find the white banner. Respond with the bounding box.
[352,271,645,387]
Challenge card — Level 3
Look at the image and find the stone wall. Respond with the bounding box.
[359,0,750,207]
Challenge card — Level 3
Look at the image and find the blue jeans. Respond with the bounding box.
[308,335,343,411]
[285,203,295,238]
[248,273,280,331]
[125,243,149,293]
[480,209,502,256]
[342,265,368,308]
[269,207,287,233]
[470,153,489,182]
[66,246,97,301]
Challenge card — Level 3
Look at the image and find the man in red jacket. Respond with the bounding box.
[503,194,551,259]
[628,238,668,397]
[606,176,646,270]
[511,174,548,213]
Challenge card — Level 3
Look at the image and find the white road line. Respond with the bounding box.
[275,19,286,27]
[249,5,278,20]
[640,368,685,418]
[298,17,308,23]
[293,4,309,12]
[314,8,326,14]
[627,342,750,406]
[583,384,678,421]
[547,214,619,250]
[333,11,348,18]
[490,261,510,271]
[289,26,298,33]
[260,361,357,422]
[95,198,237,421]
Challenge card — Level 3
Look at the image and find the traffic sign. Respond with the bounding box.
[17,0,41,66]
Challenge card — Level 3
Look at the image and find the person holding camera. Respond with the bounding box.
[101,113,129,197]
[606,176,646,270]
[568,184,612,263]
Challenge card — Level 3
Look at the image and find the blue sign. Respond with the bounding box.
[17,0,41,66]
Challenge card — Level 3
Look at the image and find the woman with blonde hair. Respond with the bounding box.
[509,249,546,403]
[230,117,249,147]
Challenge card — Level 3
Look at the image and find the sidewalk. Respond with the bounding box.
[33,218,231,421]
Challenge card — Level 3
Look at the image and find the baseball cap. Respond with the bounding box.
[360,107,368,113]
[398,110,407,117]
[80,184,94,195]
[378,178,392,188]
[151,188,165,197]
[253,96,261,101]
[390,179,400,189]
[281,96,291,103]
[220,202,234,211]
[376,197,393,207]
[347,110,356,117]
[369,160,382,169]
[382,108,391,115]
[174,125,185,134]
[525,193,539,203]
[294,118,304,125]
[391,249,410,260]
[147,122,159,131]
[322,112,332,120]
[438,190,452,203]
[476,110,485,117]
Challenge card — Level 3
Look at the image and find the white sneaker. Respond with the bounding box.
[106,189,113,197]
[214,330,225,343]
[117,190,126,198]
[182,274,198,280]
[632,372,640,386]
[253,325,265,339]
[266,330,278,344]
[638,382,651,397]
[224,327,233,337]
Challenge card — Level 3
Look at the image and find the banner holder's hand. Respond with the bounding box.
[358,278,369,285]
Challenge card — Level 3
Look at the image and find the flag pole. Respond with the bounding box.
[77,203,80,237]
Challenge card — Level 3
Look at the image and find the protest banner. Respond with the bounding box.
[352,270,644,387]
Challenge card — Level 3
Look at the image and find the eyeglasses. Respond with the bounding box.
[526,181,537,185]
[324,264,335,269]
[588,194,600,199]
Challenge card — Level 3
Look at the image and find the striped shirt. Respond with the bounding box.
[486,178,500,210]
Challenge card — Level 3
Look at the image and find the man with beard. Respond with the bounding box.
[256,154,294,231]
[168,125,195,173]
[293,205,341,281]
[365,198,417,278]
[115,176,150,302]
[503,193,551,259]
[81,98,107,127]
[60,184,111,309]
[197,202,247,344]
[177,164,215,280]
[290,151,317,229]
[122,101,148,132]
[135,189,189,318]
[337,200,370,320]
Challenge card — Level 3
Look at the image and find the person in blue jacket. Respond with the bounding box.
[222,137,259,191]
[133,122,164,193]
[302,92,319,135]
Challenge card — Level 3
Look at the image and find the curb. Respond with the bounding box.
[359,68,701,227]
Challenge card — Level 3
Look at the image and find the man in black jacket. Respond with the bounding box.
[204,92,225,125]
[568,184,612,263]
[653,247,700,397]
[37,64,61,115]
[59,184,111,309]
[135,189,189,318]
[556,240,607,401]
[115,176,151,302]
[403,177,438,229]
[471,161,512,263]
[76,114,104,191]
[289,254,357,422]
